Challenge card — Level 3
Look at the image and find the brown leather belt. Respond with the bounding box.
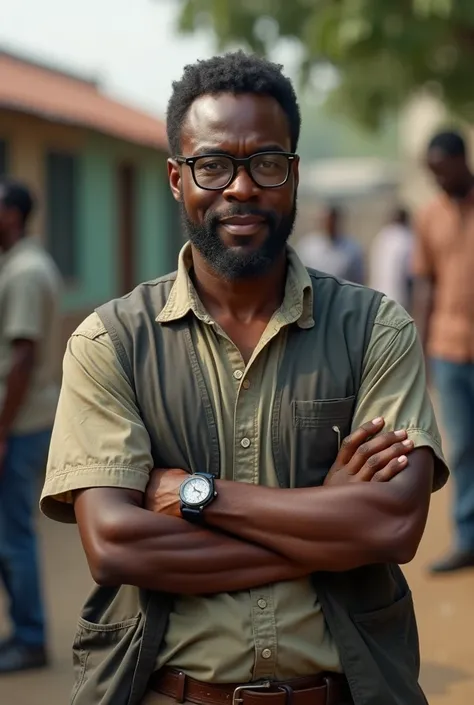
[149,668,353,705]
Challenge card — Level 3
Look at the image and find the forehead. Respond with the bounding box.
[427,147,455,170]
[181,93,292,154]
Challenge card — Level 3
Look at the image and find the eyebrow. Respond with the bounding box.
[192,144,288,157]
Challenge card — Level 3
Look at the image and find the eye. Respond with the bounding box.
[253,156,285,172]
[196,158,230,172]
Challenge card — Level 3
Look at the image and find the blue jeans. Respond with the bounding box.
[432,359,474,552]
[0,429,51,646]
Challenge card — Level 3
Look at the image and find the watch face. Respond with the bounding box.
[181,476,212,507]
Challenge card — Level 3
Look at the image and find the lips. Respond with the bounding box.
[219,215,266,236]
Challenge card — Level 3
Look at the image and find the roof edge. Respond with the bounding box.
[0,103,168,153]
[0,44,100,90]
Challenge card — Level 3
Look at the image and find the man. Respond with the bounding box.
[0,180,61,672]
[413,129,474,573]
[41,53,447,705]
[295,205,365,283]
[370,206,413,311]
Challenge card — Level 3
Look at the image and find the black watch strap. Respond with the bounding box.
[180,506,204,523]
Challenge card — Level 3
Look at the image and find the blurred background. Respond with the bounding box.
[1,0,474,703]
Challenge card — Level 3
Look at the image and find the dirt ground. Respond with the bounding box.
[1,483,473,705]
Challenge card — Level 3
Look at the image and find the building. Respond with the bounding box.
[0,47,180,355]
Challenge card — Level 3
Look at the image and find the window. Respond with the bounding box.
[0,140,8,177]
[46,151,78,279]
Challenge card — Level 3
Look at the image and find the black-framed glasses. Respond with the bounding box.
[175,151,298,190]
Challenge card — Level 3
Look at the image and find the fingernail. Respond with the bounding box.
[402,439,413,446]
[395,429,407,437]
[398,455,407,463]
[372,417,383,425]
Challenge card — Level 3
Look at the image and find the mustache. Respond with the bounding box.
[207,205,278,227]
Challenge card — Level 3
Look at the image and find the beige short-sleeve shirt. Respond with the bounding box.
[42,245,446,682]
[0,237,61,434]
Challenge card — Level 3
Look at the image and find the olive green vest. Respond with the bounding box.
[70,270,427,705]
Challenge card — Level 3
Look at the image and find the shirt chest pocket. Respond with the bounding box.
[291,396,355,487]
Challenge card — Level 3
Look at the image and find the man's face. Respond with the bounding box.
[426,148,468,198]
[168,93,299,280]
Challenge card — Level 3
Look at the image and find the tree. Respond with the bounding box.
[175,0,474,129]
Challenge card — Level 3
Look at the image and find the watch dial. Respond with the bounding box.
[182,477,211,506]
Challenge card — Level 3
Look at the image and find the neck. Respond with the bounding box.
[190,247,288,321]
[1,231,23,252]
[454,171,474,200]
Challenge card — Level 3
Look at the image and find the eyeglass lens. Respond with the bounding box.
[193,154,291,189]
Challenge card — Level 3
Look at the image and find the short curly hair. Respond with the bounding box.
[0,178,35,225]
[428,129,466,158]
[166,51,301,155]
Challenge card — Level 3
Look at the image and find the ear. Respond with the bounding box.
[168,159,182,202]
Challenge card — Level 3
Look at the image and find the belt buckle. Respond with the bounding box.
[232,681,271,705]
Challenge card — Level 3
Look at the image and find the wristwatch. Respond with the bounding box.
[179,472,217,523]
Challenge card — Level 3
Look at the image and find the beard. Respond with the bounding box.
[180,198,297,280]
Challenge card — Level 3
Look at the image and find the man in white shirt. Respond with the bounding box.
[295,205,365,284]
[369,207,413,311]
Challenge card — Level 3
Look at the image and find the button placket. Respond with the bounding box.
[250,588,277,680]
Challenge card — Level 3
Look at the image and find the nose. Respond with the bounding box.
[223,165,260,202]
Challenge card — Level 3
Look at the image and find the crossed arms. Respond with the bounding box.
[74,426,434,595]
[46,308,442,597]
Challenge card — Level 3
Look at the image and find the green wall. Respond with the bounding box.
[137,156,176,283]
[62,133,174,313]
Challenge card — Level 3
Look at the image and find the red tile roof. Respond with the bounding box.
[0,50,168,152]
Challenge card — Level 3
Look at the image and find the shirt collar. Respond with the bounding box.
[156,242,314,329]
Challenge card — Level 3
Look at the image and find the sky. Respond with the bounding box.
[1,1,390,161]
[0,0,216,117]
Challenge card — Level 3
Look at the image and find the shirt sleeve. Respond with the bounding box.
[40,312,154,523]
[412,208,435,279]
[352,296,449,492]
[3,268,47,341]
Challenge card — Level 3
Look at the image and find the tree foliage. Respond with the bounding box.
[176,0,474,128]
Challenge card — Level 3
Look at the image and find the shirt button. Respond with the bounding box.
[257,599,267,609]
[233,370,244,380]
[262,649,272,660]
[242,379,251,390]
[240,437,251,448]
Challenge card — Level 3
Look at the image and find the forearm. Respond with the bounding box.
[412,277,433,352]
[75,489,308,595]
[0,357,34,432]
[206,454,432,572]
[205,482,404,571]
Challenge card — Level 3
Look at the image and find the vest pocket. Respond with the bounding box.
[291,397,355,486]
[352,588,414,626]
[352,589,419,673]
[71,616,141,705]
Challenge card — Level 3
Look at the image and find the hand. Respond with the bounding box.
[144,468,188,517]
[324,418,414,487]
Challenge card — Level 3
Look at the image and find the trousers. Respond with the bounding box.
[0,429,51,646]
[432,358,474,551]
